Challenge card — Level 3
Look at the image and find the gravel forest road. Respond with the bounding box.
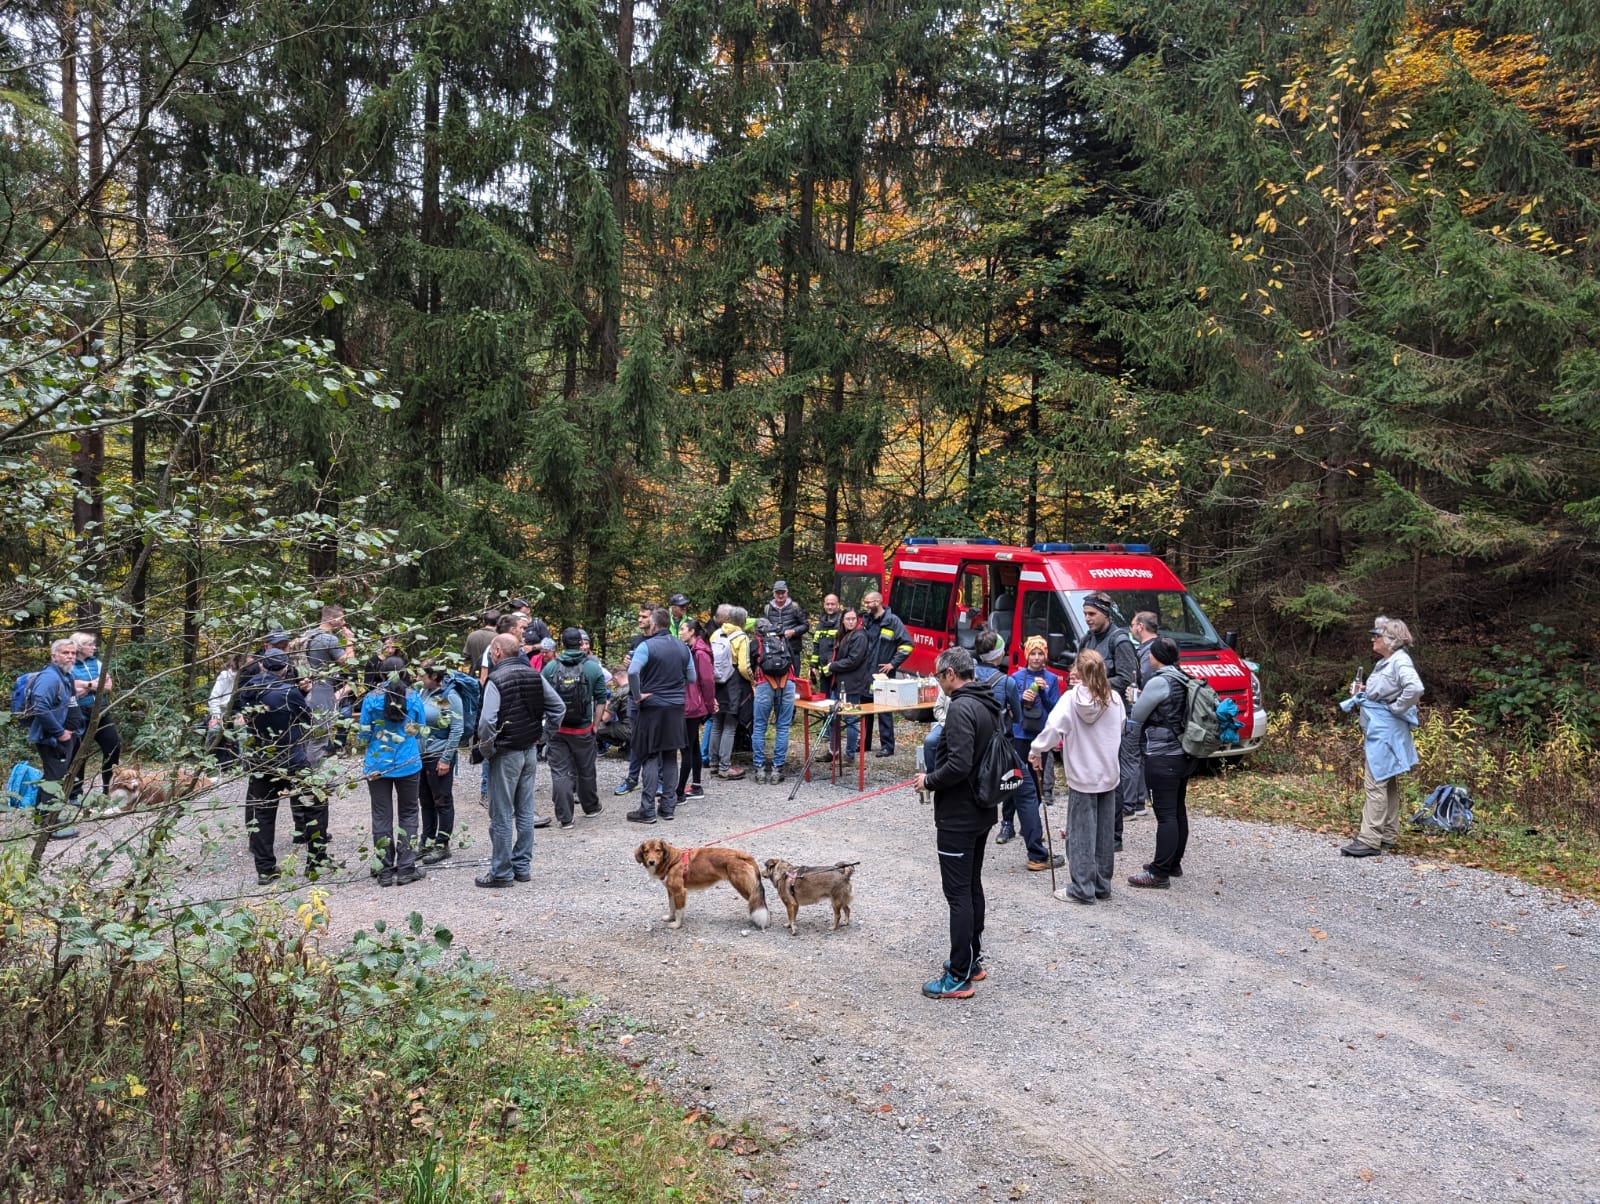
[163,747,1596,1204]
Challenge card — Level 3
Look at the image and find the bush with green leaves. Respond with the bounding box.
[1469,623,1600,743]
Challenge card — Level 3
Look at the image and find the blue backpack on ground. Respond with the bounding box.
[9,672,40,720]
[1410,784,1473,833]
[6,762,42,808]
[446,670,482,745]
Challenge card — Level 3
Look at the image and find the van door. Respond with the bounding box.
[953,563,989,649]
[1014,586,1077,672]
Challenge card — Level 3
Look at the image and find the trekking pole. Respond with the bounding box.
[788,704,837,802]
[1032,762,1059,895]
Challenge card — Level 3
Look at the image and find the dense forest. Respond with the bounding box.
[3,0,1597,704]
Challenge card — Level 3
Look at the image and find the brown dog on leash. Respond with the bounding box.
[634,839,770,931]
[761,858,858,935]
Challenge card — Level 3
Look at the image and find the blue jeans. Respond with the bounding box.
[487,746,538,881]
[752,679,795,769]
[922,724,942,776]
[1001,736,1047,861]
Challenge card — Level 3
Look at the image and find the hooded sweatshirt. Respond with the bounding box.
[1030,683,1124,793]
[922,679,1002,832]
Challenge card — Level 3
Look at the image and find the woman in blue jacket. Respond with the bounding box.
[1001,636,1065,872]
[359,656,429,886]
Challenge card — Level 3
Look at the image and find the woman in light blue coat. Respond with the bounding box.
[1340,617,1424,858]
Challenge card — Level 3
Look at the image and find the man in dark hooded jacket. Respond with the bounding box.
[912,647,1000,1000]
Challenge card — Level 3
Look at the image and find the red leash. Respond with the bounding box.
[699,778,917,848]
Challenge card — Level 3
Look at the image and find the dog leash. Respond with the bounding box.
[698,778,917,849]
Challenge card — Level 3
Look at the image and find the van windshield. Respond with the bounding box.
[1065,589,1224,651]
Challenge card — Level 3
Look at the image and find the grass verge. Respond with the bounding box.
[1189,703,1600,901]
[399,985,759,1203]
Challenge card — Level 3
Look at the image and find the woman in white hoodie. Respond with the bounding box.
[1028,649,1124,904]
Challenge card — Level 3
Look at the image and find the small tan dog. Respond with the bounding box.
[761,858,858,935]
[104,766,217,814]
[633,838,770,931]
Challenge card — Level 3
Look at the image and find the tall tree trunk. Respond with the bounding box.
[777,173,815,573]
[822,169,861,558]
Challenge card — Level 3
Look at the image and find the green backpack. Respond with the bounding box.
[1163,667,1224,759]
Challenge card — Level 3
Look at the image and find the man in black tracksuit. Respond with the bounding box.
[913,647,1001,999]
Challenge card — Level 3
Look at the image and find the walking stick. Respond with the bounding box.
[1032,762,1059,894]
[788,704,838,802]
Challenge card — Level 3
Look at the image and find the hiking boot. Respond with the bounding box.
[658,809,675,822]
[995,821,1015,845]
[257,870,281,886]
[394,866,427,886]
[614,779,639,796]
[1027,853,1065,872]
[1146,863,1182,879]
[721,767,746,781]
[420,846,451,866]
[475,873,514,888]
[513,871,531,882]
[686,784,705,799]
[772,768,785,786]
[625,809,657,825]
[377,869,396,887]
[753,765,768,784]
[874,748,894,759]
[533,815,552,828]
[1341,839,1381,858]
[946,958,986,983]
[921,970,975,1000]
[1127,871,1169,889]
[558,821,575,830]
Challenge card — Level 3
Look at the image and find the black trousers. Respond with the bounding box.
[34,736,80,822]
[1145,754,1192,878]
[246,770,328,874]
[548,729,600,824]
[936,824,992,981]
[419,757,456,846]
[676,717,704,794]
[80,716,121,792]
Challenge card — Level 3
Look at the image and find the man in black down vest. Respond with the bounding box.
[625,607,696,824]
[475,634,564,888]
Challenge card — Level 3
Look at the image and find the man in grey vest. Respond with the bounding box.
[475,634,564,887]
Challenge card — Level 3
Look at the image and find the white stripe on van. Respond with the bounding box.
[897,561,959,575]
[1020,571,1047,583]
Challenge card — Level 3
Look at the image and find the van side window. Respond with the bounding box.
[1020,591,1077,669]
[888,578,953,630]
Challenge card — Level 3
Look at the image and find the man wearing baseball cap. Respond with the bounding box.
[669,594,692,639]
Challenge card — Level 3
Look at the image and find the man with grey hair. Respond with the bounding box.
[1342,616,1425,858]
[475,633,565,887]
[911,646,1003,1000]
[25,638,86,838]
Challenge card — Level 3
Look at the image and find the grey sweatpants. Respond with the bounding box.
[1065,787,1117,902]
[1117,727,1145,812]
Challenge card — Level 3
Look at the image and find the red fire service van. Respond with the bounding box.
[831,538,1265,757]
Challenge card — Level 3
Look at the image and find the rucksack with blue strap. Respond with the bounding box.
[5,762,43,808]
[1409,784,1473,833]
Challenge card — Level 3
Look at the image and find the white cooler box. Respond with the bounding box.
[872,677,922,707]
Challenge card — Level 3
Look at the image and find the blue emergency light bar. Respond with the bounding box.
[1031,542,1153,554]
[904,536,1002,545]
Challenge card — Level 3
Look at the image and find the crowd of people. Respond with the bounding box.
[13,584,1424,1000]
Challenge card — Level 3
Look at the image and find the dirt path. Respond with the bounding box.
[138,747,1600,1202]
